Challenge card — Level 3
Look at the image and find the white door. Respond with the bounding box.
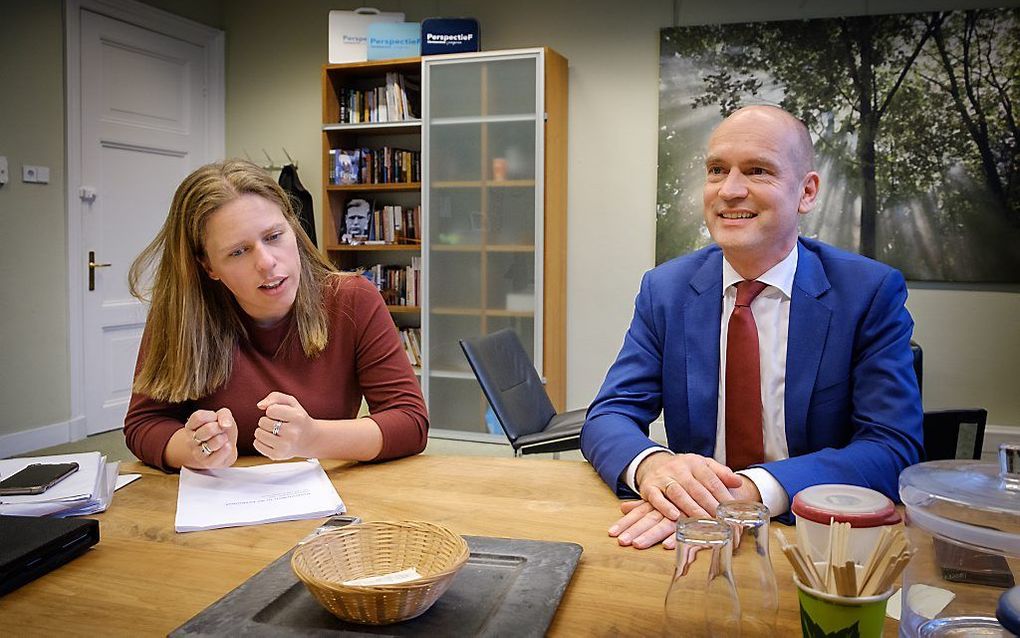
[79,10,214,434]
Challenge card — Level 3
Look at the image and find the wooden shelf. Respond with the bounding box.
[427,369,477,380]
[387,305,421,314]
[323,121,422,137]
[326,182,420,192]
[432,180,535,189]
[431,244,535,253]
[324,56,420,73]
[430,307,534,318]
[327,243,421,252]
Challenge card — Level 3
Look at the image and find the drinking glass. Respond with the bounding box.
[717,501,778,637]
[664,518,741,637]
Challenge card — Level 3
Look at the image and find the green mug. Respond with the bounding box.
[795,576,893,638]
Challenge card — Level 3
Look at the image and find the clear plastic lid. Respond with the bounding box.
[790,483,900,527]
[898,444,1020,556]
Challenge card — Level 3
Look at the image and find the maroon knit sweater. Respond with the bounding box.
[124,275,428,471]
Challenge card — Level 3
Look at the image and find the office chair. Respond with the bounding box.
[910,341,987,461]
[459,329,586,456]
[910,340,923,398]
[923,408,988,461]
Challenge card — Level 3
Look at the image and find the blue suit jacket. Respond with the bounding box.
[581,238,923,513]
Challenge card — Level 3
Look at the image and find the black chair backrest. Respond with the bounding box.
[459,329,557,445]
[910,340,923,399]
[923,409,988,461]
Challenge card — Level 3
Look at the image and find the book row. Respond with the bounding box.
[357,258,421,307]
[340,201,421,245]
[337,72,420,124]
[329,147,421,185]
[398,328,423,368]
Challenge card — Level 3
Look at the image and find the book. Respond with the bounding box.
[335,148,360,185]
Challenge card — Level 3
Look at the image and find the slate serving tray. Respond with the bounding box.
[170,536,583,637]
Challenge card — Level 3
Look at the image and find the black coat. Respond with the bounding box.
[278,164,317,247]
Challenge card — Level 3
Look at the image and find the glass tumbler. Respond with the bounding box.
[717,501,778,637]
[664,518,741,637]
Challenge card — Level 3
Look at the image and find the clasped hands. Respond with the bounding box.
[181,392,319,469]
[609,452,761,550]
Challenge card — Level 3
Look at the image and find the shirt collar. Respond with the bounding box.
[722,243,799,299]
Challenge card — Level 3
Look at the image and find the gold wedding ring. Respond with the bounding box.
[200,442,212,456]
[272,420,283,436]
[662,478,678,492]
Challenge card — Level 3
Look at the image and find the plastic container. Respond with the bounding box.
[898,443,1020,637]
[791,484,902,565]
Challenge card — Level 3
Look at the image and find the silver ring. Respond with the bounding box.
[200,442,212,456]
[272,420,283,436]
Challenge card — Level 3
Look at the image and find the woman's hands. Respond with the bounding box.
[253,392,320,460]
[166,408,238,470]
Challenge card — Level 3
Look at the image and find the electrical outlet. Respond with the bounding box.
[22,165,49,184]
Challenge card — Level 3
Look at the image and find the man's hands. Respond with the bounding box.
[636,452,743,518]
[253,392,321,460]
[608,452,762,549]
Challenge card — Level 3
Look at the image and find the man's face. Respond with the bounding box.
[346,201,370,237]
[702,108,819,274]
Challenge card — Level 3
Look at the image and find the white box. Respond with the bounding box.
[506,293,535,312]
[328,8,405,63]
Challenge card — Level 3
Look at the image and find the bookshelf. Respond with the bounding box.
[322,57,423,370]
[321,49,568,439]
[422,48,568,437]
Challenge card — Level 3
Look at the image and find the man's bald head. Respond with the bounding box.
[713,105,815,175]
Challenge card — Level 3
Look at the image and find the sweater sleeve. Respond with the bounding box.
[122,330,190,472]
[347,278,429,460]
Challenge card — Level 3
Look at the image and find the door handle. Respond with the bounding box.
[88,250,112,291]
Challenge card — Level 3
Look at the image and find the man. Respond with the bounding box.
[342,198,371,243]
[581,105,922,550]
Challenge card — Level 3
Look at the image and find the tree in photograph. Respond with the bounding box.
[664,14,942,258]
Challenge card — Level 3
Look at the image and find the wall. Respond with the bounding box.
[2,0,1018,454]
[0,2,70,446]
[221,0,1020,428]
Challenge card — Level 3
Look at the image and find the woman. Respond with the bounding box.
[124,159,427,471]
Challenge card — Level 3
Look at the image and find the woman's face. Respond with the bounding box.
[201,194,301,327]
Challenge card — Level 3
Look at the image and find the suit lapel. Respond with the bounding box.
[785,241,832,456]
[685,252,723,456]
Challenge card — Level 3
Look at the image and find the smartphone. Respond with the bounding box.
[0,462,80,496]
[297,514,363,544]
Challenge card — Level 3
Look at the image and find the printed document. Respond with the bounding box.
[175,459,345,533]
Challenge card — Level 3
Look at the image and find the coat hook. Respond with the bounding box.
[283,147,295,164]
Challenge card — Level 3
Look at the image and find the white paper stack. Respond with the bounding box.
[175,459,345,533]
[0,452,119,518]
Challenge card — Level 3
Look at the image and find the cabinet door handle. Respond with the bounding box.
[88,250,112,291]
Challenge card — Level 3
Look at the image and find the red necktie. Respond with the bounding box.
[726,280,768,470]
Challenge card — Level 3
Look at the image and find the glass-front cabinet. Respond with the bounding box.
[422,48,567,438]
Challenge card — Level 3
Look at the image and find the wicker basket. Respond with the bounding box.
[291,520,470,625]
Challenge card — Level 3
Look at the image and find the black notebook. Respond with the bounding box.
[0,514,100,596]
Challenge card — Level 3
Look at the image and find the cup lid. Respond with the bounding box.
[791,484,900,527]
[998,587,1020,635]
[899,451,1020,554]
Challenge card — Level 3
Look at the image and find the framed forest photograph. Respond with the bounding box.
[656,8,1020,283]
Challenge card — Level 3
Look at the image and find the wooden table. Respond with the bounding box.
[0,455,898,636]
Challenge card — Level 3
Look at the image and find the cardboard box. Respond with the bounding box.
[328,8,405,63]
[421,18,480,55]
[367,22,421,60]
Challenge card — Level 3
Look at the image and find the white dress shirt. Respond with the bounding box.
[624,245,798,517]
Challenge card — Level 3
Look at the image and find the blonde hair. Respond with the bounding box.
[128,159,338,402]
